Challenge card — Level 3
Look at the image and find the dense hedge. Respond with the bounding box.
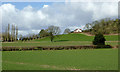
[2,45,113,51]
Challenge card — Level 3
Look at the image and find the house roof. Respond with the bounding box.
[74,29,82,31]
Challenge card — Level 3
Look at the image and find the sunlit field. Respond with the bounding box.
[2,49,118,70]
[2,34,118,70]
[1,2,118,71]
[2,34,118,47]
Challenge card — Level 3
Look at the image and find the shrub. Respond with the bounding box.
[93,33,106,45]
[34,48,38,50]
[19,48,22,51]
[96,45,112,48]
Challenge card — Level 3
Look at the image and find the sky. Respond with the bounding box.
[1,2,118,36]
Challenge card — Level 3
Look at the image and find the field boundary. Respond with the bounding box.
[1,45,114,51]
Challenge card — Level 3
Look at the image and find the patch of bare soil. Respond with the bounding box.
[105,41,119,42]
[81,33,94,36]
[82,32,118,36]
[104,34,118,35]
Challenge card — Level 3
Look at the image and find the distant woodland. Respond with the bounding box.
[83,18,119,35]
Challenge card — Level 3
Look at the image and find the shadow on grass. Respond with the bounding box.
[54,40,69,42]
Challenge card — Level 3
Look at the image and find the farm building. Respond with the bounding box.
[73,29,82,33]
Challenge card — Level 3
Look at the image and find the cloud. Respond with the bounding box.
[70,0,118,2]
[80,2,118,20]
[1,2,118,36]
[43,5,49,8]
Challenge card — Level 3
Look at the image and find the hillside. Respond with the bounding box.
[2,33,118,47]
[34,33,118,42]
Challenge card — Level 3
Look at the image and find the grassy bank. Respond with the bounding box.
[34,33,118,41]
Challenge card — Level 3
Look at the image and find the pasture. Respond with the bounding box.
[34,33,118,41]
[2,33,118,70]
[2,41,118,47]
[2,49,118,70]
[2,34,118,47]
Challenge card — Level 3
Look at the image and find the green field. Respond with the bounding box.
[2,33,118,47]
[2,41,118,47]
[0,51,1,71]
[2,33,118,70]
[2,49,118,70]
[34,33,118,41]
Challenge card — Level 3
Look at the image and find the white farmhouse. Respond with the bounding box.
[74,29,82,33]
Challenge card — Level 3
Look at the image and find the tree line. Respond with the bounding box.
[2,18,118,42]
[19,25,60,42]
[38,26,72,42]
[1,24,71,42]
[19,25,71,42]
[83,18,119,35]
[2,24,18,42]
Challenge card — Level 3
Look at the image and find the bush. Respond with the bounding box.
[19,48,22,51]
[93,33,106,45]
[96,45,112,48]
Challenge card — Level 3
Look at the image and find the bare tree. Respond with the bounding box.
[63,28,71,34]
[11,25,14,41]
[15,26,18,41]
[5,27,7,41]
[47,25,61,42]
[19,34,22,41]
[7,24,10,41]
[13,25,15,41]
[47,25,61,35]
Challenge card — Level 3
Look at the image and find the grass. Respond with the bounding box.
[2,33,118,47]
[104,35,118,41]
[2,49,118,70]
[0,51,1,72]
[34,33,118,41]
[105,42,118,46]
[2,41,92,47]
[2,34,118,70]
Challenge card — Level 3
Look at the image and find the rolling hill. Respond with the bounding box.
[34,33,118,42]
[2,33,118,47]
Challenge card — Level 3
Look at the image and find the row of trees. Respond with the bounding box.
[2,24,18,42]
[38,26,72,42]
[19,25,72,42]
[19,34,39,41]
[83,18,119,35]
[39,27,71,38]
[20,25,61,42]
[2,25,71,42]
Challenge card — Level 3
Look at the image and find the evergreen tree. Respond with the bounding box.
[93,33,106,45]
